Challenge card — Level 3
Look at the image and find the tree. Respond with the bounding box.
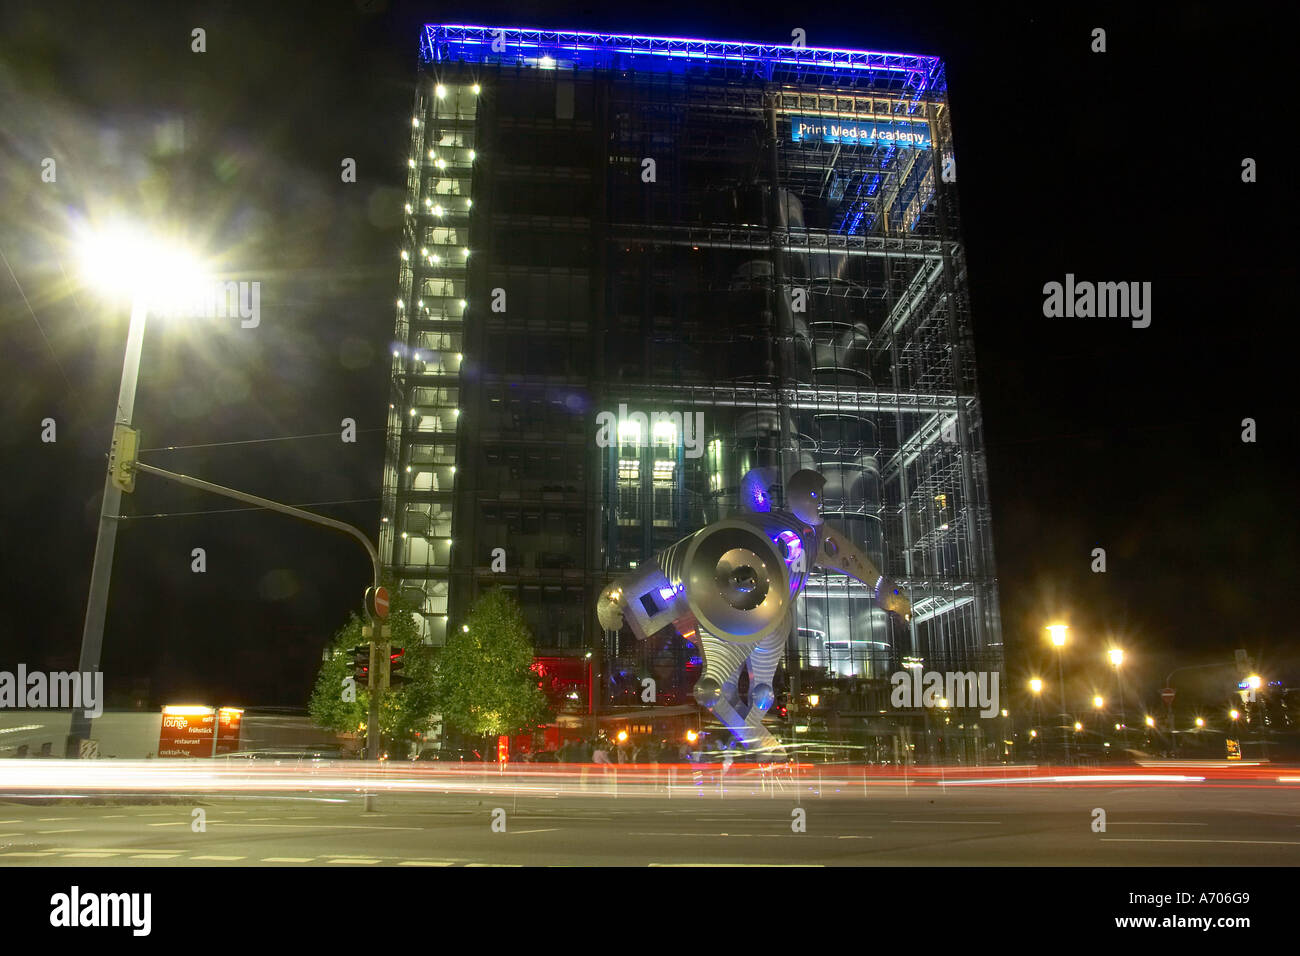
[434,588,549,744]
[308,578,437,756]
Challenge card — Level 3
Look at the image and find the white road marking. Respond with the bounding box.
[890,820,1002,825]
[650,862,822,867]
[209,822,421,831]
[1101,838,1300,845]
[192,855,246,861]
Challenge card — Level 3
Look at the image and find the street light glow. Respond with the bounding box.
[1046,624,1068,647]
[76,223,206,302]
[1108,648,1124,667]
[1093,695,1104,709]
[1029,678,1043,694]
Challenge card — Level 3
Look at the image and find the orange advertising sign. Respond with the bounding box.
[158,706,216,757]
[215,707,244,755]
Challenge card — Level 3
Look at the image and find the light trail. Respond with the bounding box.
[0,760,1295,800]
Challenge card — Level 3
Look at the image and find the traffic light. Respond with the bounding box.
[389,647,407,688]
[109,424,140,493]
[350,645,370,687]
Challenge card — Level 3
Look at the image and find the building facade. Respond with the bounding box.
[380,25,1003,755]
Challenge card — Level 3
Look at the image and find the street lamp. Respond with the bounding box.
[1046,624,1071,762]
[1029,677,1043,746]
[71,222,207,752]
[1108,646,1127,750]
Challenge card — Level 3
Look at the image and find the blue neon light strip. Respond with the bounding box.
[422,24,945,92]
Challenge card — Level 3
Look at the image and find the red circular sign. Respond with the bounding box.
[1161,687,1176,703]
[372,586,390,620]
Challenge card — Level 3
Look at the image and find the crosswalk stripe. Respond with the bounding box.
[398,860,456,866]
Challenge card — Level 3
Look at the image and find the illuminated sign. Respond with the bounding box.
[791,116,931,149]
[158,705,244,757]
[215,707,244,755]
[158,706,216,757]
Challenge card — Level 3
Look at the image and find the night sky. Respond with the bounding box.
[1,1,1293,713]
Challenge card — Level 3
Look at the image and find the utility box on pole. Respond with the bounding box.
[109,424,140,493]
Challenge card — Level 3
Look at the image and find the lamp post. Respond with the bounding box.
[70,224,206,753]
[1047,625,1070,762]
[1108,647,1126,750]
[1029,677,1043,757]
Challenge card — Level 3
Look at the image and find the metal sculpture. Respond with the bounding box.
[597,469,911,752]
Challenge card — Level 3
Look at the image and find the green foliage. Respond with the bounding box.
[307,578,438,752]
[434,588,550,738]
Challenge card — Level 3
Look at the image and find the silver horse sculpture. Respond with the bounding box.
[597,469,912,752]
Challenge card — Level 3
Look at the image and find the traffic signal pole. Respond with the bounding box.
[127,460,387,760]
[133,461,380,587]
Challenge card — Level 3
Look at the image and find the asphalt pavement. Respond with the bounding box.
[3,782,1297,866]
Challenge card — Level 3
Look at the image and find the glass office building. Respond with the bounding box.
[381,25,1003,753]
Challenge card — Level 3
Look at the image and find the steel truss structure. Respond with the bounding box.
[383,24,1002,760]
